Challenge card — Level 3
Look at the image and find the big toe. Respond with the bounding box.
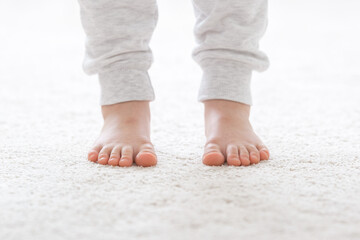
[203,152,225,166]
[135,143,157,167]
[135,152,157,167]
[203,143,225,166]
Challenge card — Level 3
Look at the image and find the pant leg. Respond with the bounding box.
[191,0,269,105]
[78,0,158,105]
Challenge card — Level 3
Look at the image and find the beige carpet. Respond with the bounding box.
[1,0,359,239]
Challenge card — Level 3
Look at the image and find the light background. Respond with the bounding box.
[0,0,359,239]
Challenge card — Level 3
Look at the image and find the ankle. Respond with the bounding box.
[101,101,150,120]
[203,99,250,119]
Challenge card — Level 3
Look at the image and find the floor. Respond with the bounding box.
[0,0,359,239]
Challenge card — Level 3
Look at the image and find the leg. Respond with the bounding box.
[78,0,158,167]
[191,0,270,166]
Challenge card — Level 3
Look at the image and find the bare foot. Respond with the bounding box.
[202,100,269,166]
[87,101,157,167]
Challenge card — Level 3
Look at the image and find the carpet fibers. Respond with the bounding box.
[0,0,359,239]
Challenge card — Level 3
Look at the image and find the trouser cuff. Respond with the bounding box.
[98,69,155,105]
[198,59,253,105]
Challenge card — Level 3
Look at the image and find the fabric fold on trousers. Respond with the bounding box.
[191,0,269,105]
[78,0,269,106]
[78,0,158,105]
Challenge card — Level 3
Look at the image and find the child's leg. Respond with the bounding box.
[191,0,270,166]
[78,0,158,167]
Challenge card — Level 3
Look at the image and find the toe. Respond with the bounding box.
[119,145,134,167]
[238,145,250,166]
[97,146,112,165]
[226,144,240,166]
[135,152,157,167]
[247,145,260,164]
[88,145,102,162]
[135,143,157,167]
[257,144,270,160]
[259,150,269,161]
[202,143,225,166]
[108,145,122,166]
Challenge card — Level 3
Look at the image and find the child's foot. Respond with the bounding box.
[87,101,157,167]
[202,100,269,166]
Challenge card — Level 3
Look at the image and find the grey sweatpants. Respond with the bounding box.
[78,0,269,106]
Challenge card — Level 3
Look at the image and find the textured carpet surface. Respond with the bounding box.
[1,0,359,239]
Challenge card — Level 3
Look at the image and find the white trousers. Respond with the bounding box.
[78,0,269,105]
